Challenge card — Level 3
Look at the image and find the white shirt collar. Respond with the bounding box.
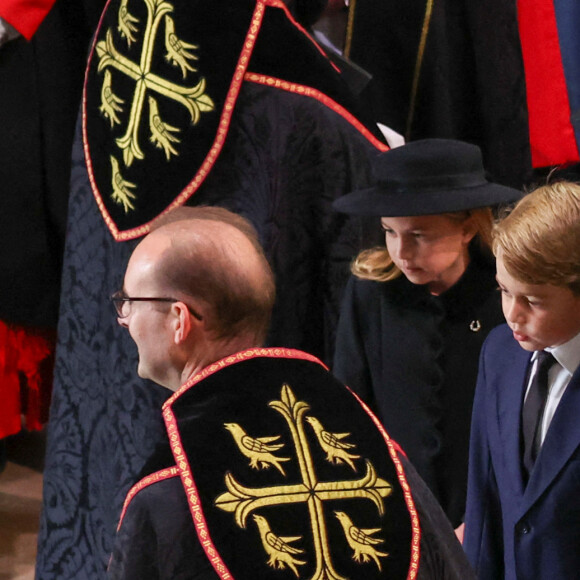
[545,330,580,376]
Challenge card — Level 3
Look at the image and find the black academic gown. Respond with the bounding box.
[0,0,105,329]
[345,0,532,188]
[0,0,106,445]
[333,250,504,528]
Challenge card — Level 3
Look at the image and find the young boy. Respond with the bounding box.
[463,181,580,579]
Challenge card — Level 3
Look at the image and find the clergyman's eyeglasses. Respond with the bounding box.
[110,291,203,321]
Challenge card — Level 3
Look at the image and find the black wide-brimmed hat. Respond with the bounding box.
[333,139,522,216]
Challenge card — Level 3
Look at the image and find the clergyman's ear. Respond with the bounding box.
[172,301,194,344]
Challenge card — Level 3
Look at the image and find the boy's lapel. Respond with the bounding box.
[498,346,531,496]
[522,369,580,509]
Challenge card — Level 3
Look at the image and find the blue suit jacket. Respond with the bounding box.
[464,324,580,580]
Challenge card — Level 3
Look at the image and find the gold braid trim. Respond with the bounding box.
[344,0,357,58]
[406,0,434,140]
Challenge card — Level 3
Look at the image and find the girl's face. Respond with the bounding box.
[381,214,476,295]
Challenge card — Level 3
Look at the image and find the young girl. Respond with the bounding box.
[332,139,521,529]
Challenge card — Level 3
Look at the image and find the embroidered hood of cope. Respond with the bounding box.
[83,0,372,240]
[161,350,419,579]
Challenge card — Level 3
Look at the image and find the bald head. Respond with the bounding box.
[127,208,275,347]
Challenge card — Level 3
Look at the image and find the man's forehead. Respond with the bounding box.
[124,232,172,286]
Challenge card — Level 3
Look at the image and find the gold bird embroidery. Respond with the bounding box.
[164,15,199,78]
[224,423,290,476]
[117,0,139,46]
[100,70,124,128]
[148,96,180,160]
[253,514,306,577]
[305,416,360,471]
[334,511,389,571]
[110,155,137,212]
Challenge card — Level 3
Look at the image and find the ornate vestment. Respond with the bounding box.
[109,348,421,579]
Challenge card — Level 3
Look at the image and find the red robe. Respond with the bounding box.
[0,0,57,39]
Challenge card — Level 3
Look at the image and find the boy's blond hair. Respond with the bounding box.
[492,181,580,295]
[352,208,493,282]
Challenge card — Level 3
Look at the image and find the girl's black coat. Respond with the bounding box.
[333,251,504,527]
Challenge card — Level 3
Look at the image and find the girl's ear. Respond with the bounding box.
[462,217,478,245]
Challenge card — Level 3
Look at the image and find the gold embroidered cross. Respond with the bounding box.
[215,384,392,580]
[95,0,214,209]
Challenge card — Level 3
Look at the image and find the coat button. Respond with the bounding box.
[518,522,530,535]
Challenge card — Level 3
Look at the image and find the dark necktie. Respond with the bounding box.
[522,351,555,478]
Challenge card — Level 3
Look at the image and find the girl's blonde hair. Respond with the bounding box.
[351,208,493,282]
